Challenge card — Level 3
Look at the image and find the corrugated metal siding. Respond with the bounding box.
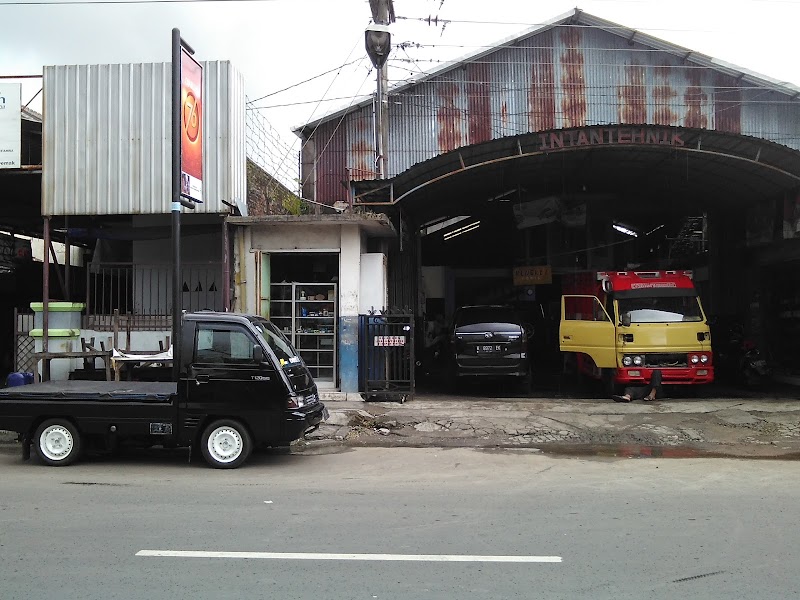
[311,120,347,204]
[346,104,375,181]
[43,61,246,216]
[309,24,800,204]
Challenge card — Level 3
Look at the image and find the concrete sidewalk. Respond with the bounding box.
[305,393,800,459]
[2,393,798,459]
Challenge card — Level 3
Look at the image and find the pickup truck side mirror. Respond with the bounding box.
[621,313,631,327]
[253,345,266,364]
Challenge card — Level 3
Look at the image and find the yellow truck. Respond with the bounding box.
[560,270,713,393]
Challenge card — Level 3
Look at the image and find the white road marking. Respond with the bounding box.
[136,550,561,563]
[263,500,273,504]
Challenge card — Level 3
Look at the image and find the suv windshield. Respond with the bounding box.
[455,307,520,331]
[617,296,703,323]
[249,317,302,367]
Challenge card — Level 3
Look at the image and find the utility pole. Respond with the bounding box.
[366,0,394,179]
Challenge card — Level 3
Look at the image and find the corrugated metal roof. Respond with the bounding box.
[295,8,800,134]
[297,9,800,204]
[42,61,246,216]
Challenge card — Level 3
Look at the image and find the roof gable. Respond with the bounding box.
[296,7,799,133]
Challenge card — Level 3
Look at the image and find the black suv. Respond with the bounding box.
[451,305,531,384]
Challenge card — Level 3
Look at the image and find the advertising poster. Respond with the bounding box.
[0,83,21,169]
[180,49,203,203]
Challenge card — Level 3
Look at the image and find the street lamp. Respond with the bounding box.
[365,24,391,69]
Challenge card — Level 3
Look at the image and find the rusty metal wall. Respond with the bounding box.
[43,61,246,216]
[306,24,800,204]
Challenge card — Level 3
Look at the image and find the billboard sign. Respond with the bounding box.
[0,83,21,169]
[180,49,203,203]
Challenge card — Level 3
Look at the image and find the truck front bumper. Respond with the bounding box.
[615,367,714,385]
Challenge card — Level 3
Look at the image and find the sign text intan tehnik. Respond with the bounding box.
[536,128,685,151]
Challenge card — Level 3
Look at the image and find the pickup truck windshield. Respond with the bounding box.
[618,296,703,323]
[249,318,302,367]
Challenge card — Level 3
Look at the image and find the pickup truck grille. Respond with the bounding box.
[645,353,687,368]
[183,417,201,429]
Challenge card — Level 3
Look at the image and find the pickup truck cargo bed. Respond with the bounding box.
[0,381,177,402]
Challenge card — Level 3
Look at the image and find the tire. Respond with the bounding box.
[200,420,252,469]
[34,419,81,466]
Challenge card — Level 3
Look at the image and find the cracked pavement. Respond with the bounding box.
[301,395,800,458]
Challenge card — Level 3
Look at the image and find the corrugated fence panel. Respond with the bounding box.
[43,61,245,216]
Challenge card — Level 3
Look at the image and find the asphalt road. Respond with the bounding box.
[0,446,798,600]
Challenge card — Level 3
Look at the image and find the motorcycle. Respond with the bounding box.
[738,339,771,388]
[710,316,771,388]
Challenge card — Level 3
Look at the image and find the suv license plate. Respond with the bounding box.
[477,345,501,353]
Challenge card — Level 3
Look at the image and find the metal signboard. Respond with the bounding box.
[513,265,552,286]
[180,49,203,203]
[0,83,21,169]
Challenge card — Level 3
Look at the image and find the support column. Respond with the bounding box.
[339,224,362,392]
[42,217,50,381]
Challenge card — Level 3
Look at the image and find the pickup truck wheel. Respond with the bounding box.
[34,419,81,466]
[201,420,252,469]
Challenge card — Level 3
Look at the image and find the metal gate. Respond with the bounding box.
[14,309,35,375]
[358,310,414,402]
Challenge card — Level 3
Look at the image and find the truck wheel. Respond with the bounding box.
[200,420,252,469]
[34,419,81,466]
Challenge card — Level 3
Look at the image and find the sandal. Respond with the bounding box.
[613,395,632,403]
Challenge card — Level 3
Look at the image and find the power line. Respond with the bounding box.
[395,15,714,34]
[300,66,376,191]
[247,58,364,104]
[248,95,365,110]
[266,32,370,201]
[0,0,280,4]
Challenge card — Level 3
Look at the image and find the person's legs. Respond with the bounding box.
[643,370,664,400]
[614,371,664,402]
[614,385,647,402]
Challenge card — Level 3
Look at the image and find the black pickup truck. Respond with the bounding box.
[0,312,327,469]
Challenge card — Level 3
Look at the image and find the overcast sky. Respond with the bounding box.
[2,0,798,181]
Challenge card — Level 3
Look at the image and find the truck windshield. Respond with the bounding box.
[617,296,703,323]
[250,318,302,368]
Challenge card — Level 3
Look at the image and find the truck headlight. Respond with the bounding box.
[633,355,643,366]
[700,354,709,364]
[690,354,699,364]
[622,356,632,366]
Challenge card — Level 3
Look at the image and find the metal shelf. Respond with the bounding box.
[267,281,337,385]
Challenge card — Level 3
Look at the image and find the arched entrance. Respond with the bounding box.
[353,125,800,393]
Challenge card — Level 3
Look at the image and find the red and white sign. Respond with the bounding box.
[630,282,677,289]
[374,336,406,347]
[180,49,203,203]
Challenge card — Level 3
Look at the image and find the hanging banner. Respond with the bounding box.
[0,83,21,169]
[513,196,560,229]
[180,49,203,203]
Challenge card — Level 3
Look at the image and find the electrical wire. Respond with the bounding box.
[395,15,714,34]
[0,0,280,4]
[247,58,364,104]
[248,96,364,110]
[300,65,376,190]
